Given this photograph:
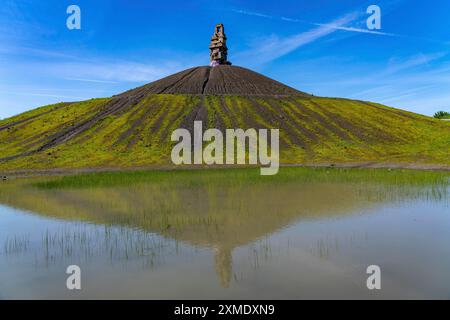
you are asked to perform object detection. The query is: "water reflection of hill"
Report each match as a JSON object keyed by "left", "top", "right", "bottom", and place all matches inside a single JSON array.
[{"left": 0, "top": 168, "right": 448, "bottom": 287}]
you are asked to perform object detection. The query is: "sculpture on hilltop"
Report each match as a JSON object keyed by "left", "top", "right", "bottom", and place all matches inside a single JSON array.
[{"left": 209, "top": 23, "right": 231, "bottom": 67}]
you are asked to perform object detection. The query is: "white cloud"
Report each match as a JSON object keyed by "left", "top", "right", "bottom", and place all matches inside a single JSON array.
[
  {"left": 64, "top": 78, "right": 119, "bottom": 84},
  {"left": 0, "top": 45, "right": 82, "bottom": 60},
  {"left": 235, "top": 13, "right": 357, "bottom": 65},
  {"left": 0, "top": 91, "right": 88, "bottom": 100},
  {"left": 232, "top": 9, "right": 399, "bottom": 37},
  {"left": 55, "top": 61, "right": 177, "bottom": 83},
  {"left": 384, "top": 53, "right": 447, "bottom": 75},
  {"left": 315, "top": 24, "right": 396, "bottom": 37},
  {"left": 231, "top": 9, "right": 274, "bottom": 20},
  {"left": 0, "top": 43, "right": 202, "bottom": 84}
]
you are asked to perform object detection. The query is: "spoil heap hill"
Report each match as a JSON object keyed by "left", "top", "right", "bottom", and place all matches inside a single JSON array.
[
  {"left": 119, "top": 65, "right": 306, "bottom": 96},
  {"left": 1, "top": 65, "right": 449, "bottom": 171}
]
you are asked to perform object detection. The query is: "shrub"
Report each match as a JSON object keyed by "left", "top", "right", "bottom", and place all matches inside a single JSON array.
[{"left": 433, "top": 111, "right": 450, "bottom": 119}]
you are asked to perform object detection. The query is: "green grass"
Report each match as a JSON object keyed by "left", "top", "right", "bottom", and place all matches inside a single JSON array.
[
  {"left": 1, "top": 94, "right": 450, "bottom": 171},
  {"left": 32, "top": 166, "right": 450, "bottom": 190}
]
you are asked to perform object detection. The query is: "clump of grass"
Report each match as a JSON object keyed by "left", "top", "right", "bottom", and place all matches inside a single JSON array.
[
  {"left": 3, "top": 235, "right": 30, "bottom": 255},
  {"left": 38, "top": 226, "right": 176, "bottom": 268}
]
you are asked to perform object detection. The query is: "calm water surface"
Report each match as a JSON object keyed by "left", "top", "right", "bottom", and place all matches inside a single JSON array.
[{"left": 0, "top": 168, "right": 449, "bottom": 299}]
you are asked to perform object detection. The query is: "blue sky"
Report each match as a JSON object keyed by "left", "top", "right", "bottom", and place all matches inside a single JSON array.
[{"left": 1, "top": 0, "right": 450, "bottom": 119}]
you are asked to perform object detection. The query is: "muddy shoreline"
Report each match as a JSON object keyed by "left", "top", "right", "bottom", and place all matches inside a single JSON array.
[{"left": 1, "top": 162, "right": 450, "bottom": 178}]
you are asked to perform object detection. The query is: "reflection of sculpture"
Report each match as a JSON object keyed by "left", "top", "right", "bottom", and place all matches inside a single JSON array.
[
  {"left": 209, "top": 23, "right": 231, "bottom": 66},
  {"left": 213, "top": 245, "right": 232, "bottom": 288}
]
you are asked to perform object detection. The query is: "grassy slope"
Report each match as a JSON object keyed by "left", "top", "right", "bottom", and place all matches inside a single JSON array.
[{"left": 1, "top": 94, "right": 450, "bottom": 170}]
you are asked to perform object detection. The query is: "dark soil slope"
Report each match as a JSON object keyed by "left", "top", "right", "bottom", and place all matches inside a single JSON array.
[{"left": 120, "top": 65, "right": 307, "bottom": 96}]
